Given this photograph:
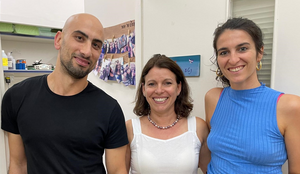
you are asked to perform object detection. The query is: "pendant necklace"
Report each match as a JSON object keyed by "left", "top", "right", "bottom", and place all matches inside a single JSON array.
[{"left": 148, "top": 114, "right": 180, "bottom": 130}]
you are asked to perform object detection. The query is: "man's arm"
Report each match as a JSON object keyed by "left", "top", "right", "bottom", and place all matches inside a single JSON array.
[
  {"left": 7, "top": 132, "right": 27, "bottom": 174},
  {"left": 105, "top": 145, "right": 127, "bottom": 174}
]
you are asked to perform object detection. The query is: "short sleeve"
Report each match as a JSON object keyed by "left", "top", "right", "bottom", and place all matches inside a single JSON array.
[
  {"left": 1, "top": 88, "right": 19, "bottom": 134},
  {"left": 104, "top": 102, "right": 128, "bottom": 148}
]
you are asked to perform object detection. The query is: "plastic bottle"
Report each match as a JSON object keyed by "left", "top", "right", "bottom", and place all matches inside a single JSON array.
[
  {"left": 7, "top": 52, "right": 15, "bottom": 70},
  {"left": 2, "top": 50, "right": 8, "bottom": 70}
]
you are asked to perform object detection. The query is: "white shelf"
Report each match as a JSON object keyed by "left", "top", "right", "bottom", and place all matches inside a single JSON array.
[
  {"left": 4, "top": 70, "right": 52, "bottom": 78},
  {"left": 4, "top": 70, "right": 53, "bottom": 73},
  {"left": 0, "top": 32, "right": 55, "bottom": 43}
]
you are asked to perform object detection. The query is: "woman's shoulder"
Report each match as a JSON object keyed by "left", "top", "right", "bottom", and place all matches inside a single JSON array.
[
  {"left": 195, "top": 117, "right": 209, "bottom": 130},
  {"left": 126, "top": 117, "right": 144, "bottom": 130},
  {"left": 126, "top": 119, "right": 135, "bottom": 143},
  {"left": 277, "top": 94, "right": 300, "bottom": 134},
  {"left": 278, "top": 94, "right": 300, "bottom": 117},
  {"left": 205, "top": 87, "right": 223, "bottom": 101},
  {"left": 125, "top": 119, "right": 133, "bottom": 127},
  {"left": 194, "top": 116, "right": 205, "bottom": 124},
  {"left": 194, "top": 117, "right": 209, "bottom": 142},
  {"left": 205, "top": 88, "right": 223, "bottom": 126}
]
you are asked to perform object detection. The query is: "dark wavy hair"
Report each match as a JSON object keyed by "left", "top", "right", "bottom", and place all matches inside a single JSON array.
[
  {"left": 212, "top": 17, "right": 264, "bottom": 87},
  {"left": 133, "top": 54, "right": 193, "bottom": 118}
]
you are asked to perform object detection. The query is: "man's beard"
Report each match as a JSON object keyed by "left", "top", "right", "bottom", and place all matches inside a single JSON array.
[{"left": 60, "top": 52, "right": 93, "bottom": 79}]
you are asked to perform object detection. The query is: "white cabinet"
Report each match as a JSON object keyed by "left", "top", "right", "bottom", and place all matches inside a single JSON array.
[{"left": 0, "top": 0, "right": 84, "bottom": 28}]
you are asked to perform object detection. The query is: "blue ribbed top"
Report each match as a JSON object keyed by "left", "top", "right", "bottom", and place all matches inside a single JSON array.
[{"left": 207, "top": 84, "right": 287, "bottom": 174}]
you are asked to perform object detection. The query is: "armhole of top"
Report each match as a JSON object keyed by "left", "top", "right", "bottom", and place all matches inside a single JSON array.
[
  {"left": 187, "top": 116, "right": 196, "bottom": 132},
  {"left": 131, "top": 118, "right": 142, "bottom": 134},
  {"left": 209, "top": 88, "right": 224, "bottom": 128},
  {"left": 277, "top": 93, "right": 284, "bottom": 103},
  {"left": 219, "top": 88, "right": 224, "bottom": 98}
]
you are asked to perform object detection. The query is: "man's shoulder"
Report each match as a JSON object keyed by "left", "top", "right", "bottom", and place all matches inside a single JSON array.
[
  {"left": 86, "top": 81, "right": 117, "bottom": 103},
  {"left": 8, "top": 75, "right": 46, "bottom": 92}
]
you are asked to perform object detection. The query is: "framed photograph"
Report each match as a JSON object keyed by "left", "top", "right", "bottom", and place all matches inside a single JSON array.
[{"left": 170, "top": 55, "right": 201, "bottom": 77}]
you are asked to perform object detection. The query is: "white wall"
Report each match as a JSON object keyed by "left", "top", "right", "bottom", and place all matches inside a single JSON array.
[
  {"left": 272, "top": 0, "right": 300, "bottom": 96},
  {"left": 271, "top": 1, "right": 300, "bottom": 172},
  {"left": 84, "top": 0, "right": 136, "bottom": 28},
  {"left": 142, "top": 0, "right": 226, "bottom": 120}
]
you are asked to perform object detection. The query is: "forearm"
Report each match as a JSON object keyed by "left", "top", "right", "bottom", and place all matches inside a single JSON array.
[
  {"left": 7, "top": 133, "right": 27, "bottom": 174},
  {"left": 8, "top": 162, "right": 27, "bottom": 174},
  {"left": 106, "top": 145, "right": 128, "bottom": 174},
  {"left": 199, "top": 142, "right": 211, "bottom": 173},
  {"left": 107, "top": 167, "right": 127, "bottom": 174}
]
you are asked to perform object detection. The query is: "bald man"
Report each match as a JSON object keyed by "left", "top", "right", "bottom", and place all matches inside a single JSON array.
[{"left": 1, "top": 13, "right": 128, "bottom": 174}]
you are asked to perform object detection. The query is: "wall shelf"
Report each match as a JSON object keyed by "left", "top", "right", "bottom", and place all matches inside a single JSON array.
[
  {"left": 4, "top": 70, "right": 53, "bottom": 73},
  {"left": 0, "top": 32, "right": 55, "bottom": 43},
  {"left": 4, "top": 70, "right": 53, "bottom": 78},
  {"left": 0, "top": 32, "right": 55, "bottom": 39}
]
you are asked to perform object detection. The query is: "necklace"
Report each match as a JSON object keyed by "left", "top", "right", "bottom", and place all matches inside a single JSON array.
[{"left": 148, "top": 115, "right": 180, "bottom": 130}]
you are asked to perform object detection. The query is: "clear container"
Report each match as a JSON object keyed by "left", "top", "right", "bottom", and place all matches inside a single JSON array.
[
  {"left": 7, "top": 52, "right": 15, "bottom": 70},
  {"left": 2, "top": 50, "right": 8, "bottom": 70}
]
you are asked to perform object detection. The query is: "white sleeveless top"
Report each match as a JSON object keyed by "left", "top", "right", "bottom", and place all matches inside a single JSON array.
[{"left": 130, "top": 116, "right": 201, "bottom": 174}]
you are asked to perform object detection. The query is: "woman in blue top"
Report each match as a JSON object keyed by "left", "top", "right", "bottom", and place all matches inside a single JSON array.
[{"left": 205, "top": 17, "right": 300, "bottom": 173}]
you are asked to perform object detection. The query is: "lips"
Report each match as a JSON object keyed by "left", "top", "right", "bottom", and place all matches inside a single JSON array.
[
  {"left": 75, "top": 57, "right": 90, "bottom": 67},
  {"left": 228, "top": 65, "right": 244, "bottom": 72},
  {"left": 153, "top": 97, "right": 168, "bottom": 102}
]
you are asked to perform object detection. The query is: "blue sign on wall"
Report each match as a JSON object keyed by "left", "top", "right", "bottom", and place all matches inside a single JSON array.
[{"left": 170, "top": 55, "right": 200, "bottom": 77}]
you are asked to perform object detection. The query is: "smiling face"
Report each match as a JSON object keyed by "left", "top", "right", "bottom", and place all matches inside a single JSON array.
[
  {"left": 54, "top": 14, "right": 104, "bottom": 79},
  {"left": 216, "top": 29, "right": 263, "bottom": 89},
  {"left": 142, "top": 67, "right": 181, "bottom": 115}
]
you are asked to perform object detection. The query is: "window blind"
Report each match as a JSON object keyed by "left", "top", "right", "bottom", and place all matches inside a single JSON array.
[{"left": 232, "top": 0, "right": 275, "bottom": 87}]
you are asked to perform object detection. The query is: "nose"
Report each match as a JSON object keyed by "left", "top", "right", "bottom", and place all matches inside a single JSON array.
[
  {"left": 80, "top": 41, "right": 92, "bottom": 58},
  {"left": 155, "top": 85, "right": 164, "bottom": 94},
  {"left": 228, "top": 51, "right": 240, "bottom": 65}
]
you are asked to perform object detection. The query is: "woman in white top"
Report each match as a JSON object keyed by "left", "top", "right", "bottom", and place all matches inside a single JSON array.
[{"left": 125, "top": 54, "right": 210, "bottom": 174}]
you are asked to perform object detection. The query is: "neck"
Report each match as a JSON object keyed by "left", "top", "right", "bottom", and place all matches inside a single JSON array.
[
  {"left": 230, "top": 79, "right": 261, "bottom": 90},
  {"left": 148, "top": 111, "right": 178, "bottom": 126},
  {"left": 47, "top": 69, "right": 88, "bottom": 96}
]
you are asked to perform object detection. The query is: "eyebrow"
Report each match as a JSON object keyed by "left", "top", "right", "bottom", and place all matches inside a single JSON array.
[
  {"left": 73, "top": 30, "right": 103, "bottom": 45},
  {"left": 146, "top": 78, "right": 174, "bottom": 83},
  {"left": 217, "top": 42, "right": 250, "bottom": 53}
]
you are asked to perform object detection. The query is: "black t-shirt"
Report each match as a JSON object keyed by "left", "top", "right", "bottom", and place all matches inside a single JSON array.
[{"left": 1, "top": 75, "right": 128, "bottom": 174}]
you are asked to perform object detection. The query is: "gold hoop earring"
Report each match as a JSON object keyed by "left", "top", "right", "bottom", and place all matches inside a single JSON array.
[
  {"left": 256, "top": 61, "right": 262, "bottom": 71},
  {"left": 216, "top": 68, "right": 223, "bottom": 77}
]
